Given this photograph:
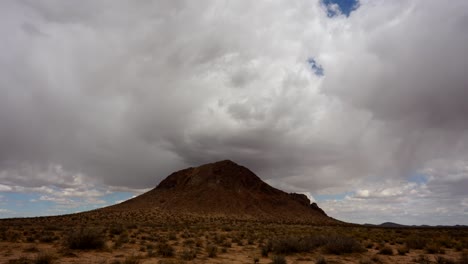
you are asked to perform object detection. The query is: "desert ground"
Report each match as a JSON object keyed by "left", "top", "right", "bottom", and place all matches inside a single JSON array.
[{"left": 1, "top": 210, "right": 467, "bottom": 264}]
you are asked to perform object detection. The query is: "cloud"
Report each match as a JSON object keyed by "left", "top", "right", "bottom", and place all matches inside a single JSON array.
[{"left": 0, "top": 0, "right": 467, "bottom": 223}]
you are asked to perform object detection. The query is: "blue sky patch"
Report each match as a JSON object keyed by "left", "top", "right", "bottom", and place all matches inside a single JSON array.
[
  {"left": 409, "top": 173, "right": 429, "bottom": 184},
  {"left": 322, "top": 0, "right": 359, "bottom": 17},
  {"left": 0, "top": 191, "right": 135, "bottom": 219},
  {"left": 307, "top": 58, "right": 324, "bottom": 76},
  {"left": 314, "top": 192, "right": 350, "bottom": 201}
]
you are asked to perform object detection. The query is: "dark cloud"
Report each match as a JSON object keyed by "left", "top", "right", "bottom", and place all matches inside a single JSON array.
[{"left": 1, "top": 0, "right": 467, "bottom": 223}]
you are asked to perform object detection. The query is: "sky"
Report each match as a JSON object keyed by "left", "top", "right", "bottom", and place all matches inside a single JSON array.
[{"left": 1, "top": 0, "right": 468, "bottom": 225}]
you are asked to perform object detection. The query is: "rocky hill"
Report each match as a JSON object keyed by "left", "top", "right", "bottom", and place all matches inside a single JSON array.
[{"left": 107, "top": 160, "right": 338, "bottom": 224}]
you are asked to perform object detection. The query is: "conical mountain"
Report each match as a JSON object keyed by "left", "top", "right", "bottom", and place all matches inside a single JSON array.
[{"left": 108, "top": 160, "right": 337, "bottom": 224}]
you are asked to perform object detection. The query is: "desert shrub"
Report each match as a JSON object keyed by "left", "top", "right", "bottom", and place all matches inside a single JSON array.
[
  {"left": 397, "top": 246, "right": 409, "bottom": 255},
  {"left": 109, "top": 224, "right": 125, "bottom": 236},
  {"left": 316, "top": 256, "right": 327, "bottom": 264},
  {"left": 435, "top": 256, "right": 455, "bottom": 264},
  {"left": 459, "top": 251, "right": 468, "bottom": 264},
  {"left": 182, "top": 239, "right": 195, "bottom": 246},
  {"left": 270, "top": 237, "right": 306, "bottom": 254},
  {"left": 5, "top": 230, "right": 21, "bottom": 242},
  {"left": 157, "top": 242, "right": 174, "bottom": 257},
  {"left": 269, "top": 235, "right": 329, "bottom": 255},
  {"left": 261, "top": 243, "right": 270, "bottom": 257},
  {"left": 415, "top": 254, "right": 432, "bottom": 264},
  {"left": 206, "top": 244, "right": 218, "bottom": 258},
  {"left": 23, "top": 246, "right": 40, "bottom": 253},
  {"left": 114, "top": 232, "right": 130, "bottom": 248},
  {"left": 358, "top": 257, "right": 374, "bottom": 264},
  {"left": 66, "top": 228, "right": 105, "bottom": 250},
  {"left": 167, "top": 232, "right": 177, "bottom": 241},
  {"left": 157, "top": 260, "right": 186, "bottom": 264},
  {"left": 33, "top": 252, "right": 55, "bottom": 264},
  {"left": 180, "top": 248, "right": 196, "bottom": 260},
  {"left": 221, "top": 240, "right": 232, "bottom": 248},
  {"left": 359, "top": 255, "right": 383, "bottom": 264},
  {"left": 426, "top": 242, "right": 445, "bottom": 254},
  {"left": 38, "top": 232, "right": 56, "bottom": 243},
  {"left": 323, "top": 235, "right": 365, "bottom": 255},
  {"left": 8, "top": 257, "right": 32, "bottom": 264},
  {"left": 123, "top": 255, "right": 141, "bottom": 264},
  {"left": 406, "top": 235, "right": 428, "bottom": 250},
  {"left": 271, "top": 255, "right": 287, "bottom": 264},
  {"left": 378, "top": 246, "right": 393, "bottom": 255},
  {"left": 232, "top": 237, "right": 243, "bottom": 246},
  {"left": 195, "top": 238, "right": 203, "bottom": 248}
]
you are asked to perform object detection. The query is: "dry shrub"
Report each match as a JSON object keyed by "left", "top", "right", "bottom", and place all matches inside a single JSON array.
[
  {"left": 406, "top": 235, "right": 428, "bottom": 250},
  {"left": 271, "top": 255, "right": 287, "bottom": 264},
  {"left": 180, "top": 247, "right": 196, "bottom": 260},
  {"left": 323, "top": 235, "right": 365, "bottom": 255},
  {"left": 206, "top": 244, "right": 218, "bottom": 258},
  {"left": 66, "top": 228, "right": 105, "bottom": 250},
  {"left": 378, "top": 245, "right": 393, "bottom": 255},
  {"left": 157, "top": 242, "right": 174, "bottom": 257},
  {"left": 34, "top": 252, "right": 55, "bottom": 264}
]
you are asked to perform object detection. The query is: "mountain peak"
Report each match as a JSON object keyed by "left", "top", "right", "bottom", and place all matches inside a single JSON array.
[{"left": 156, "top": 159, "right": 266, "bottom": 191}]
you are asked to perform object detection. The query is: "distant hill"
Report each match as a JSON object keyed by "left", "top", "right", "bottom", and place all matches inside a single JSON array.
[
  {"left": 106, "top": 160, "right": 338, "bottom": 224},
  {"left": 364, "top": 222, "right": 468, "bottom": 228}
]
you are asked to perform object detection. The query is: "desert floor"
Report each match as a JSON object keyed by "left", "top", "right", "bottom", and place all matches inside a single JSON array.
[{"left": 1, "top": 213, "right": 467, "bottom": 264}]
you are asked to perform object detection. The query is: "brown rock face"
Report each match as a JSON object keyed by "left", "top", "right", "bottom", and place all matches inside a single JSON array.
[{"left": 110, "top": 160, "right": 336, "bottom": 224}]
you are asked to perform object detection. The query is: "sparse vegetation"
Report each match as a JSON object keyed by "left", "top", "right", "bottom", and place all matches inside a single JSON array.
[{"left": 1, "top": 199, "right": 467, "bottom": 264}]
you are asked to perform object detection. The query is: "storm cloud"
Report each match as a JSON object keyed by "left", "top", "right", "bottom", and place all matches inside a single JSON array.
[{"left": 1, "top": 0, "right": 467, "bottom": 224}]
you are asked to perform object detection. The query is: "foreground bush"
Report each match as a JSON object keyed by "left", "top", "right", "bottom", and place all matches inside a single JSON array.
[
  {"left": 323, "top": 235, "right": 365, "bottom": 255},
  {"left": 65, "top": 228, "right": 105, "bottom": 250},
  {"left": 263, "top": 235, "right": 330, "bottom": 256},
  {"left": 34, "top": 252, "right": 55, "bottom": 264},
  {"left": 157, "top": 242, "right": 174, "bottom": 257},
  {"left": 263, "top": 234, "right": 364, "bottom": 256},
  {"left": 378, "top": 246, "right": 393, "bottom": 255},
  {"left": 459, "top": 251, "right": 468, "bottom": 264},
  {"left": 271, "top": 255, "right": 287, "bottom": 264},
  {"left": 406, "top": 235, "right": 428, "bottom": 250}
]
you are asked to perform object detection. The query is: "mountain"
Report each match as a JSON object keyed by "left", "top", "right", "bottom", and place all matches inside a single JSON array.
[{"left": 106, "top": 160, "right": 338, "bottom": 224}]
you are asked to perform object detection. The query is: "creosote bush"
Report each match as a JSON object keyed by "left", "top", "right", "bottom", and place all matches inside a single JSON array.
[
  {"left": 397, "top": 246, "right": 409, "bottom": 255},
  {"left": 316, "top": 256, "right": 327, "bottom": 264},
  {"left": 271, "top": 255, "right": 287, "bottom": 264},
  {"left": 180, "top": 248, "right": 196, "bottom": 260},
  {"left": 459, "top": 251, "right": 468, "bottom": 264},
  {"left": 157, "top": 242, "right": 175, "bottom": 257},
  {"left": 378, "top": 246, "right": 393, "bottom": 255},
  {"left": 406, "top": 235, "right": 428, "bottom": 250},
  {"left": 206, "top": 244, "right": 218, "bottom": 258},
  {"left": 323, "top": 235, "right": 365, "bottom": 255},
  {"left": 34, "top": 252, "right": 55, "bottom": 264},
  {"left": 66, "top": 228, "right": 105, "bottom": 250}
]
